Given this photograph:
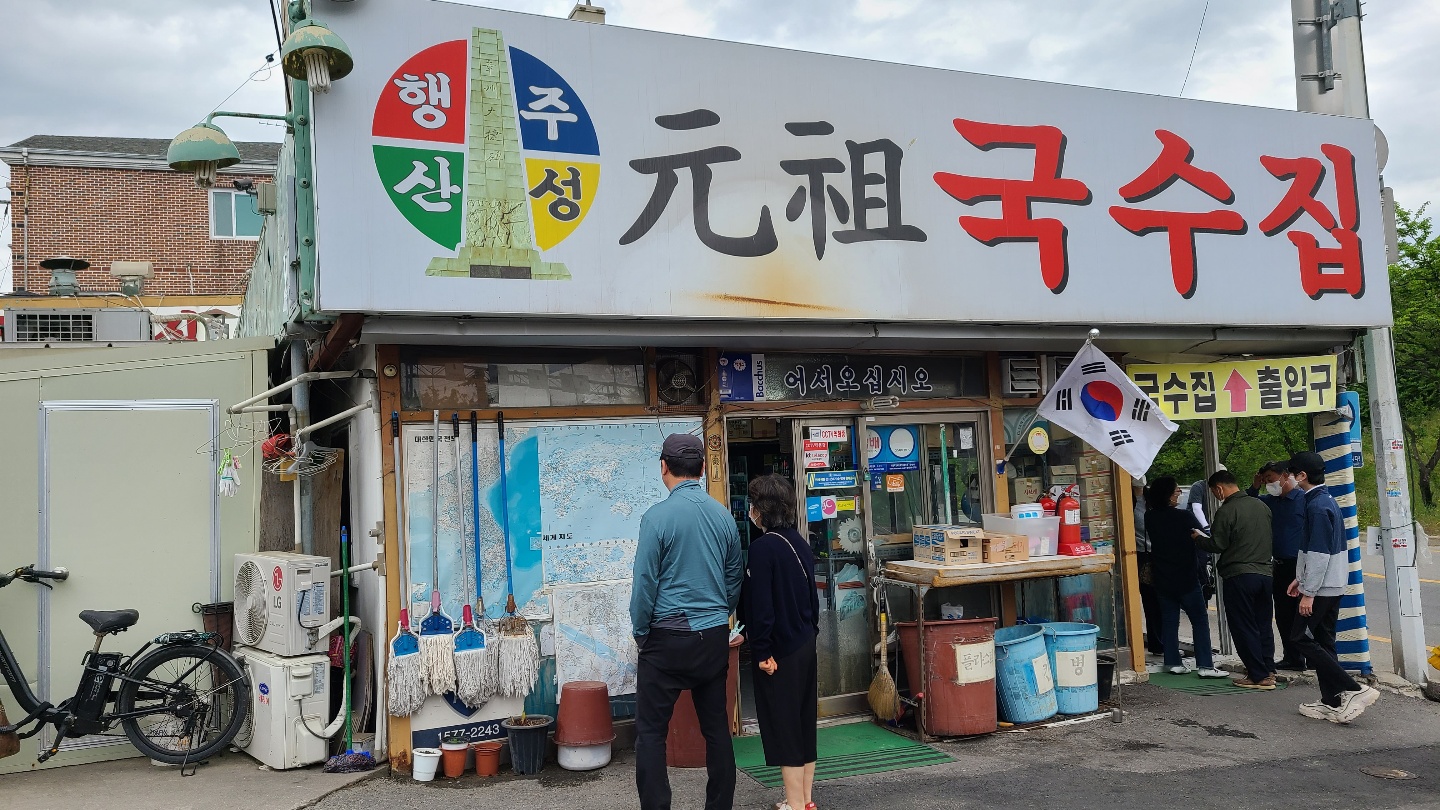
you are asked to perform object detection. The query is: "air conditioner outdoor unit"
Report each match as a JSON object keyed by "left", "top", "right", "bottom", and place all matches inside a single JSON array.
[
  {"left": 2, "top": 308, "right": 150, "bottom": 343},
  {"left": 234, "top": 646, "right": 330, "bottom": 770},
  {"left": 233, "top": 552, "right": 332, "bottom": 658}
]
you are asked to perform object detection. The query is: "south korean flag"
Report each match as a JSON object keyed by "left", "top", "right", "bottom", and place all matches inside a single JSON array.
[{"left": 1039, "top": 342, "right": 1177, "bottom": 478}]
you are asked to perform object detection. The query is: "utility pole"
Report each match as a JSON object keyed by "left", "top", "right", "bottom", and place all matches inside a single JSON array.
[{"left": 1290, "top": 0, "right": 1428, "bottom": 684}]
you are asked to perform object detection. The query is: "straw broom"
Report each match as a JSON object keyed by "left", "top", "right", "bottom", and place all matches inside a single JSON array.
[{"left": 868, "top": 601, "right": 901, "bottom": 723}]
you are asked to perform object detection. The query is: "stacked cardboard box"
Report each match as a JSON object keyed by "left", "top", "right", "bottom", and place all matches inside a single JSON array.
[
  {"left": 912, "top": 525, "right": 984, "bottom": 565},
  {"left": 982, "top": 532, "right": 1030, "bottom": 563}
]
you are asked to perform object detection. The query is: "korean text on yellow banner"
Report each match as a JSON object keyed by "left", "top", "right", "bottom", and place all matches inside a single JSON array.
[{"left": 1127, "top": 355, "right": 1337, "bottom": 420}]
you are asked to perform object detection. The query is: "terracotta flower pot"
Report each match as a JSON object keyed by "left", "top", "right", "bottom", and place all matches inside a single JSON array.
[
  {"left": 472, "top": 740, "right": 504, "bottom": 777},
  {"left": 440, "top": 740, "right": 469, "bottom": 778}
]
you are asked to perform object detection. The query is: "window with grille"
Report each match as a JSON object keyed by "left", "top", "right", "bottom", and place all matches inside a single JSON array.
[{"left": 13, "top": 312, "right": 95, "bottom": 342}]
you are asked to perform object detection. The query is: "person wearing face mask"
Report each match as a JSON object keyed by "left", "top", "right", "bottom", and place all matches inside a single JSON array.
[
  {"left": 738, "top": 474, "right": 820, "bottom": 810},
  {"left": 1250, "top": 461, "right": 1309, "bottom": 671}
]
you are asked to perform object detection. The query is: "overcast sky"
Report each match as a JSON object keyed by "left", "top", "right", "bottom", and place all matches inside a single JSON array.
[{"left": 2, "top": 0, "right": 1435, "bottom": 290}]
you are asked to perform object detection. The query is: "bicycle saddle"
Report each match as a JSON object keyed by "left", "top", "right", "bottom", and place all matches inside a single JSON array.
[{"left": 79, "top": 609, "right": 139, "bottom": 634}]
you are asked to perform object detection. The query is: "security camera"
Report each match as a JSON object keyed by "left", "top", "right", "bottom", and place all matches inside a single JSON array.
[{"left": 232, "top": 178, "right": 254, "bottom": 193}]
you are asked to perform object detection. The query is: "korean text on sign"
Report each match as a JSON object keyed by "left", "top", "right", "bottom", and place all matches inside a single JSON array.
[{"left": 1126, "top": 355, "right": 1338, "bottom": 420}]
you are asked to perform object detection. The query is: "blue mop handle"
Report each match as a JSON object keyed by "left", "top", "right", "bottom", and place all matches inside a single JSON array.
[
  {"left": 470, "top": 411, "right": 482, "bottom": 612},
  {"left": 497, "top": 411, "right": 515, "bottom": 599}
]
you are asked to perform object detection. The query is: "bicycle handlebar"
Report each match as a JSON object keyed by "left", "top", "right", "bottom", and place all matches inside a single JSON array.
[{"left": 0, "top": 565, "right": 69, "bottom": 588}]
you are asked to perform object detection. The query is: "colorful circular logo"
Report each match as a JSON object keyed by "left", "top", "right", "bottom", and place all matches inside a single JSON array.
[{"left": 1080, "top": 381, "right": 1125, "bottom": 422}]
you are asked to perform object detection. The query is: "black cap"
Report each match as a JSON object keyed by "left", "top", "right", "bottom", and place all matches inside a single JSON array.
[{"left": 661, "top": 433, "right": 704, "bottom": 460}]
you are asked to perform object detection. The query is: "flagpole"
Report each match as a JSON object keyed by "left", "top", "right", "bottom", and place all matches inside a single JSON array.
[{"left": 995, "top": 329, "right": 1100, "bottom": 475}]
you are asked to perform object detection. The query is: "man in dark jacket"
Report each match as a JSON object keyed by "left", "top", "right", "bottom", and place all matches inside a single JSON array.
[
  {"left": 1287, "top": 452, "right": 1379, "bottom": 723},
  {"left": 1193, "top": 470, "right": 1275, "bottom": 689},
  {"left": 1252, "top": 461, "right": 1309, "bottom": 670}
]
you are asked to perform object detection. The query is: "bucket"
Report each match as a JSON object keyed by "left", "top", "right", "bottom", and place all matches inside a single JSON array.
[
  {"left": 993, "top": 625, "right": 1058, "bottom": 724},
  {"left": 668, "top": 634, "right": 741, "bottom": 768},
  {"left": 556, "top": 680, "right": 614, "bottom": 771},
  {"left": 471, "top": 740, "right": 503, "bottom": 777},
  {"left": 1039, "top": 623, "right": 1100, "bottom": 714},
  {"left": 440, "top": 740, "right": 469, "bottom": 778},
  {"left": 411, "top": 748, "right": 442, "bottom": 782},
  {"left": 1097, "top": 655, "right": 1116, "bottom": 703},
  {"left": 502, "top": 715, "right": 554, "bottom": 775},
  {"left": 896, "top": 619, "right": 998, "bottom": 736}
]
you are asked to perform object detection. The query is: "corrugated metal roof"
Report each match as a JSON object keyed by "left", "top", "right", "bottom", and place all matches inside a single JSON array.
[{"left": 7, "top": 135, "right": 281, "bottom": 163}]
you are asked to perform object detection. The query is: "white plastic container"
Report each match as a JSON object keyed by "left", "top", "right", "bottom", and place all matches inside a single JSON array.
[
  {"left": 412, "top": 747, "right": 442, "bottom": 782},
  {"left": 983, "top": 514, "right": 1061, "bottom": 557},
  {"left": 1011, "top": 503, "right": 1043, "bottom": 520},
  {"left": 558, "top": 741, "right": 613, "bottom": 771}
]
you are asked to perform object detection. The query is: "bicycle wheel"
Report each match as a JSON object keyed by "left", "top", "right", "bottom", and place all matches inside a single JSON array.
[{"left": 116, "top": 644, "right": 248, "bottom": 764}]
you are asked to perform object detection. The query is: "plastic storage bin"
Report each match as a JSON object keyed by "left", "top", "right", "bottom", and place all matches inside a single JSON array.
[
  {"left": 992, "top": 625, "right": 1058, "bottom": 724},
  {"left": 1039, "top": 622, "right": 1100, "bottom": 715},
  {"left": 982, "top": 514, "right": 1060, "bottom": 557}
]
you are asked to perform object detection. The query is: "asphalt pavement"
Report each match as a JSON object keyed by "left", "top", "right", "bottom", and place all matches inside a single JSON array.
[
  {"left": 314, "top": 682, "right": 1440, "bottom": 810},
  {"left": 1358, "top": 540, "right": 1440, "bottom": 675}
]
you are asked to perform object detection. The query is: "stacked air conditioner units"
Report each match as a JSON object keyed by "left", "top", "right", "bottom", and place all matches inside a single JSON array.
[{"left": 232, "top": 552, "right": 334, "bottom": 770}]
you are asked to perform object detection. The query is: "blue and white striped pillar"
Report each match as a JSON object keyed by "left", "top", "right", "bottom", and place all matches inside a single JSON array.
[{"left": 1314, "top": 405, "right": 1373, "bottom": 675}]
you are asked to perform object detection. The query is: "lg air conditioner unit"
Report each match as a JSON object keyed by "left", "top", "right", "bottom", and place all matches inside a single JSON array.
[
  {"left": 234, "top": 646, "right": 330, "bottom": 770},
  {"left": 233, "top": 552, "right": 332, "bottom": 658}
]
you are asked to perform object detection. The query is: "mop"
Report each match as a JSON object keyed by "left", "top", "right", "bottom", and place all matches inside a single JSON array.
[
  {"left": 419, "top": 410, "right": 458, "bottom": 697},
  {"left": 493, "top": 411, "right": 540, "bottom": 699},
  {"left": 386, "top": 412, "right": 426, "bottom": 716},
  {"left": 326, "top": 527, "right": 379, "bottom": 772},
  {"left": 451, "top": 413, "right": 494, "bottom": 708}
]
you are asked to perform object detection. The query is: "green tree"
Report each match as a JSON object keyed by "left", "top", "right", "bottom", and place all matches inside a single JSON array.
[{"left": 1387, "top": 203, "right": 1440, "bottom": 505}]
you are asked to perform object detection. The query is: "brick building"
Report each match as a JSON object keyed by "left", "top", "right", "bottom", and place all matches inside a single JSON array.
[{"left": 2, "top": 135, "right": 279, "bottom": 296}]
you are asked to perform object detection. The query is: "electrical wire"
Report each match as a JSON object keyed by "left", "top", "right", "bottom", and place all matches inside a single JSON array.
[
  {"left": 208, "top": 52, "right": 280, "bottom": 117},
  {"left": 1178, "top": 0, "right": 1211, "bottom": 98}
]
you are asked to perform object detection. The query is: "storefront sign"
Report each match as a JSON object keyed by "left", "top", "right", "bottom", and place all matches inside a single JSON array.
[
  {"left": 1127, "top": 355, "right": 1338, "bottom": 420},
  {"left": 1338, "top": 390, "right": 1363, "bottom": 468},
  {"left": 1026, "top": 425, "right": 1051, "bottom": 455},
  {"left": 803, "top": 440, "right": 830, "bottom": 469},
  {"left": 312, "top": 3, "right": 1389, "bottom": 328},
  {"left": 720, "top": 353, "right": 985, "bottom": 402},
  {"left": 866, "top": 425, "right": 921, "bottom": 473},
  {"left": 808, "top": 426, "right": 850, "bottom": 443},
  {"left": 807, "top": 470, "right": 858, "bottom": 490},
  {"left": 885, "top": 474, "right": 906, "bottom": 493}
]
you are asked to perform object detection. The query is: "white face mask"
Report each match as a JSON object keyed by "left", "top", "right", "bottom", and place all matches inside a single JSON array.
[{"left": 1265, "top": 482, "right": 1283, "bottom": 497}]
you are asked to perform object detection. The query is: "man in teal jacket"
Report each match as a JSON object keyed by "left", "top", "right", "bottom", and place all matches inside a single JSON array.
[{"left": 631, "top": 432, "right": 742, "bottom": 810}]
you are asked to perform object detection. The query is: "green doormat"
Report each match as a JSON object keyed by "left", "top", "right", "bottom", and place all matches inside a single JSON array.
[
  {"left": 733, "top": 722, "right": 953, "bottom": 788},
  {"left": 1147, "top": 671, "right": 1289, "bottom": 696}
]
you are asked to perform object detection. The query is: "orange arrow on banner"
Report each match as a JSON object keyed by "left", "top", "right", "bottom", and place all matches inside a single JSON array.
[{"left": 1222, "top": 369, "right": 1252, "bottom": 412}]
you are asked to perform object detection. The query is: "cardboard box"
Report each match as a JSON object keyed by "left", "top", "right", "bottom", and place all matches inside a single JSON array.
[
  {"left": 983, "top": 532, "right": 1030, "bottom": 563},
  {"left": 1078, "top": 473, "right": 1112, "bottom": 497},
  {"left": 913, "top": 525, "right": 984, "bottom": 565},
  {"left": 1051, "top": 464, "right": 1079, "bottom": 477},
  {"left": 1083, "top": 517, "right": 1116, "bottom": 542},
  {"left": 1078, "top": 454, "right": 1113, "bottom": 475},
  {"left": 1080, "top": 495, "right": 1115, "bottom": 520},
  {"left": 1013, "top": 477, "right": 1043, "bottom": 503}
]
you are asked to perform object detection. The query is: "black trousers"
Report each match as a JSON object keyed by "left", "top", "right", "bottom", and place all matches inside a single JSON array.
[
  {"left": 1289, "top": 594, "right": 1360, "bottom": 706},
  {"left": 1272, "top": 558, "right": 1306, "bottom": 666},
  {"left": 1137, "top": 552, "right": 1164, "bottom": 653},
  {"left": 635, "top": 625, "right": 735, "bottom": 810},
  {"left": 1222, "top": 574, "right": 1274, "bottom": 682}
]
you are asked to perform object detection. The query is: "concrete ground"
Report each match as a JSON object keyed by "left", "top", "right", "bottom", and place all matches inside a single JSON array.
[
  {"left": 0, "top": 751, "right": 379, "bottom": 810},
  {"left": 315, "top": 681, "right": 1440, "bottom": 810}
]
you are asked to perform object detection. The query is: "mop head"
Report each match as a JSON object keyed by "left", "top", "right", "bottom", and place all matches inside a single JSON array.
[
  {"left": 420, "top": 633, "right": 458, "bottom": 696},
  {"left": 497, "top": 630, "right": 540, "bottom": 699},
  {"left": 324, "top": 750, "right": 378, "bottom": 773},
  {"left": 454, "top": 646, "right": 495, "bottom": 708},
  {"left": 387, "top": 650, "right": 426, "bottom": 717}
]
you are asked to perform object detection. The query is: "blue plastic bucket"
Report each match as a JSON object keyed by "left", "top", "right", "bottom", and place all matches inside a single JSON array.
[
  {"left": 1040, "top": 622, "right": 1100, "bottom": 714},
  {"left": 992, "top": 625, "right": 1058, "bottom": 724}
]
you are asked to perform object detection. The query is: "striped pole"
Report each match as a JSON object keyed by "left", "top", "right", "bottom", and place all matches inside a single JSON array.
[{"left": 1314, "top": 405, "right": 1373, "bottom": 675}]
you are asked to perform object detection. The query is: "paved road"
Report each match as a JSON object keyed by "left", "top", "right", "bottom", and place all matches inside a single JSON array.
[
  {"left": 1359, "top": 540, "right": 1440, "bottom": 674},
  {"left": 317, "top": 683, "right": 1440, "bottom": 810}
]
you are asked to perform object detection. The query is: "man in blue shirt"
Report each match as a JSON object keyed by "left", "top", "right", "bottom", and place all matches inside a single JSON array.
[
  {"left": 1253, "top": 461, "right": 1309, "bottom": 671},
  {"left": 631, "top": 432, "right": 743, "bottom": 810}
]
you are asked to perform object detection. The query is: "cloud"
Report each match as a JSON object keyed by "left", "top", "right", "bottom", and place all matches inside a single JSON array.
[{"left": 3, "top": 0, "right": 1435, "bottom": 289}]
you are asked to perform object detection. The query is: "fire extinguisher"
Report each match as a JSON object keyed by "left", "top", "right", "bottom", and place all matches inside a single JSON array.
[
  {"left": 1039, "top": 492, "right": 1057, "bottom": 517},
  {"left": 1057, "top": 486, "right": 1082, "bottom": 548}
]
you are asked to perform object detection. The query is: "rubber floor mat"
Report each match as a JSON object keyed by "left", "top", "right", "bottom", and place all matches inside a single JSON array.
[
  {"left": 1147, "top": 671, "right": 1289, "bottom": 696},
  {"left": 733, "top": 721, "right": 953, "bottom": 788}
]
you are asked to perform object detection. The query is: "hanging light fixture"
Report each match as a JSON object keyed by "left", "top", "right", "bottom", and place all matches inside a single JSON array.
[
  {"left": 281, "top": 19, "right": 354, "bottom": 92},
  {"left": 166, "top": 122, "right": 242, "bottom": 188}
]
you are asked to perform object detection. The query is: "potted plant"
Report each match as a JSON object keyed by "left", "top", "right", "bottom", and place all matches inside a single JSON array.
[
  {"left": 439, "top": 733, "right": 469, "bottom": 778},
  {"left": 501, "top": 711, "right": 554, "bottom": 775}
]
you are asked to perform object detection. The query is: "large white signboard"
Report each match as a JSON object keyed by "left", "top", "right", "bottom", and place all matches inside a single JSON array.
[{"left": 311, "top": 3, "right": 1390, "bottom": 328}]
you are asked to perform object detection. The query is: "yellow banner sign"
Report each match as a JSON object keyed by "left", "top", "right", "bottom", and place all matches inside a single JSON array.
[{"left": 1126, "top": 356, "right": 1337, "bottom": 420}]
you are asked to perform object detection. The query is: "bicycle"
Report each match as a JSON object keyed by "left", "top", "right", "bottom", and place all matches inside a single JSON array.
[{"left": 0, "top": 564, "right": 249, "bottom": 768}]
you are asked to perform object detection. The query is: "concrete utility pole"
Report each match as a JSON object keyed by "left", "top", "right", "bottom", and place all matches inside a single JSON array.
[{"left": 1290, "top": 0, "right": 1428, "bottom": 683}]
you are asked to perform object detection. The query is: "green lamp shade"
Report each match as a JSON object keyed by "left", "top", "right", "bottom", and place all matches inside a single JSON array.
[
  {"left": 167, "top": 123, "right": 242, "bottom": 173},
  {"left": 281, "top": 21, "right": 354, "bottom": 83}
]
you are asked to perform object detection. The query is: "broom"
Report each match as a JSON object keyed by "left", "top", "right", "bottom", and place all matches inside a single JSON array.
[
  {"left": 386, "top": 412, "right": 425, "bottom": 716},
  {"left": 452, "top": 413, "right": 494, "bottom": 708},
  {"left": 419, "top": 410, "right": 458, "bottom": 697},
  {"left": 493, "top": 411, "right": 540, "bottom": 699},
  {"left": 868, "top": 592, "right": 901, "bottom": 723}
]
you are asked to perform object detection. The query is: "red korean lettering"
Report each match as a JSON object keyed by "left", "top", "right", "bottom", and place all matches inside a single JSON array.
[
  {"left": 1259, "top": 144, "right": 1364, "bottom": 299},
  {"left": 933, "top": 120, "right": 1091, "bottom": 293},
  {"left": 1108, "top": 130, "right": 1246, "bottom": 298}
]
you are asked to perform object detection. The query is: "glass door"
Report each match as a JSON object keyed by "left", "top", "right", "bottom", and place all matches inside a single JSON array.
[
  {"left": 791, "top": 418, "right": 870, "bottom": 715},
  {"left": 863, "top": 415, "right": 991, "bottom": 560}
]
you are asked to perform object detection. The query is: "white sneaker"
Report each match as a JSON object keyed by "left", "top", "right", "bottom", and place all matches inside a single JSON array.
[
  {"left": 1335, "top": 686, "right": 1379, "bottom": 723},
  {"left": 1195, "top": 667, "right": 1229, "bottom": 679},
  {"left": 1298, "top": 701, "right": 1342, "bottom": 722},
  {"left": 1167, "top": 665, "right": 1190, "bottom": 675}
]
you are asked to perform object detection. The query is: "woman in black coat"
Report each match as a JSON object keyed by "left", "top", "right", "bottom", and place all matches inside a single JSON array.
[
  {"left": 739, "top": 474, "right": 820, "bottom": 810},
  {"left": 1144, "top": 476, "right": 1227, "bottom": 678}
]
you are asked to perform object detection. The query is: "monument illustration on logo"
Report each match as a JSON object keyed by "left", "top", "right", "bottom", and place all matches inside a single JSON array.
[{"left": 372, "top": 29, "right": 599, "bottom": 280}]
